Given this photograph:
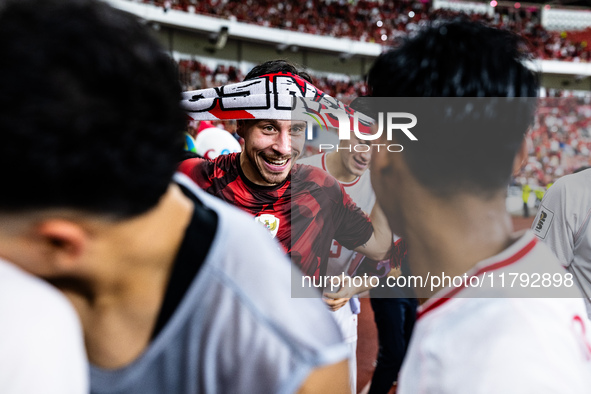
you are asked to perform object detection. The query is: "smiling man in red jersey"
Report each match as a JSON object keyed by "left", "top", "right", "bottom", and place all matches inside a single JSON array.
[{"left": 178, "top": 60, "right": 391, "bottom": 284}]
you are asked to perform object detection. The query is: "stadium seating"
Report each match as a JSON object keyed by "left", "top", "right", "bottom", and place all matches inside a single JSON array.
[{"left": 135, "top": 0, "right": 591, "bottom": 62}]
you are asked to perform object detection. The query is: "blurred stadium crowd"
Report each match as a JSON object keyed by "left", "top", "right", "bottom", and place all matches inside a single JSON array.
[
  {"left": 139, "top": 0, "right": 591, "bottom": 62},
  {"left": 518, "top": 98, "right": 591, "bottom": 188}
]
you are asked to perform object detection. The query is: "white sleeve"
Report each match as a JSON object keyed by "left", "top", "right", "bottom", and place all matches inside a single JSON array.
[
  {"left": 531, "top": 178, "right": 575, "bottom": 266},
  {"left": 0, "top": 263, "right": 89, "bottom": 394}
]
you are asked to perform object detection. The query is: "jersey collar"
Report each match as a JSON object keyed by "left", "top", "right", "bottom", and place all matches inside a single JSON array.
[
  {"left": 417, "top": 231, "right": 538, "bottom": 320},
  {"left": 321, "top": 153, "right": 361, "bottom": 187}
]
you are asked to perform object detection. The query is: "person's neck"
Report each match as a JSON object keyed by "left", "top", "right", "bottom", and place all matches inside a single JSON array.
[
  {"left": 325, "top": 152, "right": 357, "bottom": 183},
  {"left": 402, "top": 188, "right": 516, "bottom": 298},
  {"left": 238, "top": 151, "right": 259, "bottom": 185},
  {"left": 61, "top": 183, "right": 194, "bottom": 368},
  {"left": 238, "top": 152, "right": 267, "bottom": 186}
]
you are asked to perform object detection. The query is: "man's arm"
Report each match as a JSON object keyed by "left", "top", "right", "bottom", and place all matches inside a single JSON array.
[
  {"left": 353, "top": 203, "right": 392, "bottom": 261},
  {"left": 531, "top": 178, "right": 576, "bottom": 266},
  {"left": 325, "top": 236, "right": 407, "bottom": 308},
  {"left": 323, "top": 267, "right": 401, "bottom": 308},
  {"left": 177, "top": 157, "right": 215, "bottom": 192}
]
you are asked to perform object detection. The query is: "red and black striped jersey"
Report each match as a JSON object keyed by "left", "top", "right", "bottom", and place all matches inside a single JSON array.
[{"left": 178, "top": 153, "right": 373, "bottom": 278}]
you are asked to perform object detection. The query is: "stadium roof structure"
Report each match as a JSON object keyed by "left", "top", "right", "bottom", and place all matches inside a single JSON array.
[{"left": 475, "top": 0, "right": 590, "bottom": 8}]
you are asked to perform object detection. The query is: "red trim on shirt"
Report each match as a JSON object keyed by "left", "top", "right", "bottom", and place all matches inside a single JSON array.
[
  {"left": 417, "top": 237, "right": 538, "bottom": 320},
  {"left": 321, "top": 153, "right": 327, "bottom": 172},
  {"left": 321, "top": 153, "right": 361, "bottom": 187}
]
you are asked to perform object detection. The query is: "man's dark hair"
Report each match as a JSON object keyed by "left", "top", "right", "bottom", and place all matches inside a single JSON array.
[
  {"left": 244, "top": 59, "right": 313, "bottom": 83},
  {"left": 0, "top": 0, "right": 186, "bottom": 217},
  {"left": 348, "top": 96, "right": 376, "bottom": 120},
  {"left": 348, "top": 97, "right": 368, "bottom": 114},
  {"left": 367, "top": 21, "right": 539, "bottom": 197}
]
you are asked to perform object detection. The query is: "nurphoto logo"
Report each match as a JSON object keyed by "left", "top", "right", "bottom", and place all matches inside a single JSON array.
[{"left": 300, "top": 101, "right": 418, "bottom": 153}]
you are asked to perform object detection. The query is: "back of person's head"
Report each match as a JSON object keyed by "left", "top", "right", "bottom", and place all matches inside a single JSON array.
[
  {"left": 0, "top": 0, "right": 185, "bottom": 218},
  {"left": 368, "top": 20, "right": 537, "bottom": 98},
  {"left": 244, "top": 59, "right": 313, "bottom": 83},
  {"left": 367, "top": 21, "right": 539, "bottom": 197}
]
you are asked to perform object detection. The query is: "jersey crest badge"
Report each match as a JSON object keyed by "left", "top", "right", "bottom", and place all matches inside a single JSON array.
[
  {"left": 532, "top": 206, "right": 554, "bottom": 240},
  {"left": 255, "top": 214, "right": 280, "bottom": 238}
]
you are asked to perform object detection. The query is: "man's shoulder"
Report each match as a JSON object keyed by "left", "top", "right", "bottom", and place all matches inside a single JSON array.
[
  {"left": 179, "top": 152, "right": 237, "bottom": 173},
  {"left": 0, "top": 261, "right": 88, "bottom": 394},
  {"left": 415, "top": 296, "right": 589, "bottom": 361},
  {"left": 177, "top": 154, "right": 240, "bottom": 191},
  {"left": 562, "top": 168, "right": 591, "bottom": 185},
  {"left": 418, "top": 233, "right": 583, "bottom": 325},
  {"left": 403, "top": 297, "right": 591, "bottom": 393},
  {"left": 0, "top": 260, "right": 78, "bottom": 322},
  {"left": 0, "top": 260, "right": 85, "bottom": 361},
  {"left": 293, "top": 162, "right": 340, "bottom": 191},
  {"left": 297, "top": 153, "right": 324, "bottom": 169},
  {"left": 547, "top": 169, "right": 591, "bottom": 202},
  {"left": 430, "top": 295, "right": 579, "bottom": 325}
]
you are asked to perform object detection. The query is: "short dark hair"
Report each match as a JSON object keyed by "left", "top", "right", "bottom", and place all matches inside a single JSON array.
[
  {"left": 367, "top": 21, "right": 538, "bottom": 197},
  {"left": 244, "top": 59, "right": 313, "bottom": 83},
  {"left": 348, "top": 96, "right": 375, "bottom": 119},
  {"left": 0, "top": 0, "right": 186, "bottom": 217}
]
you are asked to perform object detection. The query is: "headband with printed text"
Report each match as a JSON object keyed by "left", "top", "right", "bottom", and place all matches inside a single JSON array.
[{"left": 181, "top": 72, "right": 374, "bottom": 134}]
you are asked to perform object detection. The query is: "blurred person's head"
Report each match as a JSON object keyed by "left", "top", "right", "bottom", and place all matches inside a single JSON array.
[
  {"left": 367, "top": 21, "right": 538, "bottom": 232},
  {"left": 236, "top": 60, "right": 312, "bottom": 186},
  {"left": 334, "top": 133, "right": 372, "bottom": 180},
  {"left": 221, "top": 119, "right": 237, "bottom": 134},
  {"left": 0, "top": 0, "right": 185, "bottom": 275},
  {"left": 194, "top": 127, "right": 241, "bottom": 160},
  {"left": 328, "top": 97, "right": 374, "bottom": 182}
]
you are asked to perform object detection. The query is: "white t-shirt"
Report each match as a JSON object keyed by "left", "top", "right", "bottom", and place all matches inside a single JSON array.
[
  {"left": 0, "top": 259, "right": 88, "bottom": 394},
  {"left": 532, "top": 169, "right": 591, "bottom": 318},
  {"left": 398, "top": 231, "right": 591, "bottom": 394}
]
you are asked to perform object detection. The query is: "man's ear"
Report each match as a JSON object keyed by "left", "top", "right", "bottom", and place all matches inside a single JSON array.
[
  {"left": 370, "top": 134, "right": 401, "bottom": 178},
  {"left": 34, "top": 219, "right": 88, "bottom": 271},
  {"left": 512, "top": 138, "right": 529, "bottom": 177}
]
